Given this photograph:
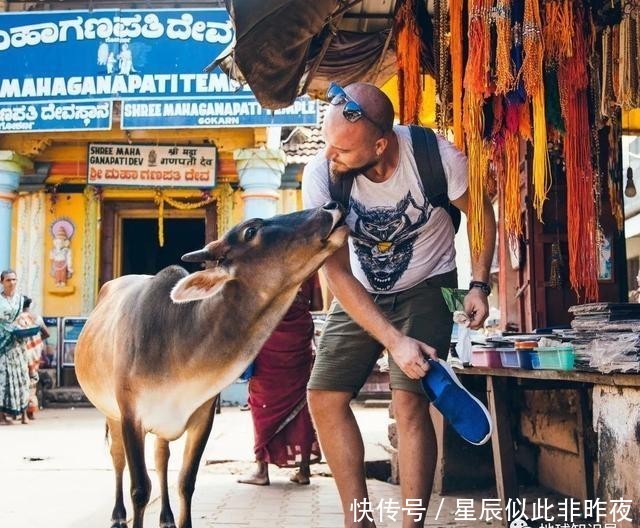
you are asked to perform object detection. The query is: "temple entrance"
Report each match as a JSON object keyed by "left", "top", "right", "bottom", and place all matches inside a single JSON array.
[
  {"left": 120, "top": 217, "right": 205, "bottom": 275},
  {"left": 100, "top": 200, "right": 217, "bottom": 286}
]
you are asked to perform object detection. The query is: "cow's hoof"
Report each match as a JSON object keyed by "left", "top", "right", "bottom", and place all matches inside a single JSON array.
[
  {"left": 110, "top": 521, "right": 127, "bottom": 528},
  {"left": 159, "top": 523, "right": 177, "bottom": 528}
]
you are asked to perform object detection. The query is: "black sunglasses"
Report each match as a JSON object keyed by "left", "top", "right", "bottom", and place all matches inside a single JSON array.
[{"left": 327, "top": 82, "right": 386, "bottom": 132}]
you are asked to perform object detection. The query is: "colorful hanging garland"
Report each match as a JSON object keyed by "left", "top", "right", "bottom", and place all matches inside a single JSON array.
[
  {"left": 463, "top": 0, "right": 493, "bottom": 257},
  {"left": 450, "top": 0, "right": 465, "bottom": 148},
  {"left": 557, "top": 3, "right": 599, "bottom": 301},
  {"left": 521, "top": 0, "right": 550, "bottom": 220}
]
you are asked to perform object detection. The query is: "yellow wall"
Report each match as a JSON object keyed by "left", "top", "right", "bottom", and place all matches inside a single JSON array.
[
  {"left": 43, "top": 192, "right": 86, "bottom": 316},
  {"left": 381, "top": 75, "right": 437, "bottom": 127},
  {"left": 623, "top": 109, "right": 640, "bottom": 133}
]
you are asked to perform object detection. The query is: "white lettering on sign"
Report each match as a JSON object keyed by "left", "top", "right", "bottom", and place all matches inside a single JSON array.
[
  {"left": 0, "top": 13, "right": 233, "bottom": 52},
  {"left": 0, "top": 101, "right": 112, "bottom": 131},
  {"left": 0, "top": 73, "right": 245, "bottom": 99}
]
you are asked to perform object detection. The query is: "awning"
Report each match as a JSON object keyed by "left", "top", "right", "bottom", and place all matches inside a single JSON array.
[{"left": 213, "top": 0, "right": 434, "bottom": 110}]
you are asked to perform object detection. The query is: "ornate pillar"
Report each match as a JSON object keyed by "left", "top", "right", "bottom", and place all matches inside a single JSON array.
[
  {"left": 0, "top": 151, "right": 33, "bottom": 271},
  {"left": 223, "top": 148, "right": 285, "bottom": 407},
  {"left": 234, "top": 148, "right": 286, "bottom": 220}
]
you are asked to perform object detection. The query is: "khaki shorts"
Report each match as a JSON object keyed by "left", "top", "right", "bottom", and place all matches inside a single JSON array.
[{"left": 309, "top": 269, "right": 457, "bottom": 397}]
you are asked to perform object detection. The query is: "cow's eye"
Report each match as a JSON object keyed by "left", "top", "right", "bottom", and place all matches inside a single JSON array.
[{"left": 243, "top": 227, "right": 257, "bottom": 242}]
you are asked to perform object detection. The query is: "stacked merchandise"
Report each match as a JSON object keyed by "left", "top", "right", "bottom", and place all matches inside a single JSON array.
[{"left": 563, "top": 303, "right": 640, "bottom": 373}]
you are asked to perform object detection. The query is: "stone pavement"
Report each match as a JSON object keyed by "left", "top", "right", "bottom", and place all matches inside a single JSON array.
[
  {"left": 0, "top": 405, "right": 532, "bottom": 528},
  {"left": 144, "top": 472, "right": 493, "bottom": 528}
]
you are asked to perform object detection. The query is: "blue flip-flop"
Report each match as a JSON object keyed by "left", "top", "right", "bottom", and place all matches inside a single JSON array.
[{"left": 421, "top": 358, "right": 493, "bottom": 445}]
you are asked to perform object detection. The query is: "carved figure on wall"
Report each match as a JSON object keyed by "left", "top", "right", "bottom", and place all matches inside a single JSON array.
[{"left": 50, "top": 220, "right": 74, "bottom": 287}]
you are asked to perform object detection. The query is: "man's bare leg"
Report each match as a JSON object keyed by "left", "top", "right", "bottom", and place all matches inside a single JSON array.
[
  {"left": 308, "top": 390, "right": 376, "bottom": 528},
  {"left": 393, "top": 389, "right": 437, "bottom": 528}
]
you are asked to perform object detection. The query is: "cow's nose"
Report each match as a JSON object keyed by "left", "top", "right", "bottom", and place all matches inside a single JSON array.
[{"left": 322, "top": 201, "right": 341, "bottom": 211}]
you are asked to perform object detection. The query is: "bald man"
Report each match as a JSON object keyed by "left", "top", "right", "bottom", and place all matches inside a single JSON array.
[{"left": 302, "top": 82, "right": 496, "bottom": 528}]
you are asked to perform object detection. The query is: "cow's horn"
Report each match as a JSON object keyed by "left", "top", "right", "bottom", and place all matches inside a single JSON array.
[{"left": 181, "top": 248, "right": 212, "bottom": 262}]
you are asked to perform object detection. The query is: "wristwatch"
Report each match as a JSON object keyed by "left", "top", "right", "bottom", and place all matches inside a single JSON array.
[{"left": 469, "top": 280, "right": 491, "bottom": 296}]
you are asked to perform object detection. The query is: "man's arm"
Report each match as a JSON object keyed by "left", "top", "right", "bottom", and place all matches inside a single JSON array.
[
  {"left": 451, "top": 190, "right": 496, "bottom": 329},
  {"left": 321, "top": 243, "right": 436, "bottom": 379}
]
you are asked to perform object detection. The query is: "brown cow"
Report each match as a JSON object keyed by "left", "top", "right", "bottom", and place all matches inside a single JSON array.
[{"left": 75, "top": 203, "right": 347, "bottom": 528}]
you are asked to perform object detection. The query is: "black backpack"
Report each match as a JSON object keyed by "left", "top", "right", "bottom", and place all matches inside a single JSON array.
[{"left": 327, "top": 125, "right": 461, "bottom": 233}]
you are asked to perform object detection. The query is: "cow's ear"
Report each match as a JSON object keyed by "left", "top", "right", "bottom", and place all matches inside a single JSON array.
[
  {"left": 181, "top": 239, "right": 229, "bottom": 263},
  {"left": 170, "top": 268, "right": 231, "bottom": 303}
]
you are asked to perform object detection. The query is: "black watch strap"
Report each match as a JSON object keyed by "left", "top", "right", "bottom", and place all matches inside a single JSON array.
[{"left": 469, "top": 280, "right": 491, "bottom": 295}]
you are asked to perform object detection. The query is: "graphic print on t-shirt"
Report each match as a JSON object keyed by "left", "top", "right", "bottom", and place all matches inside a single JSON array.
[{"left": 350, "top": 190, "right": 431, "bottom": 291}]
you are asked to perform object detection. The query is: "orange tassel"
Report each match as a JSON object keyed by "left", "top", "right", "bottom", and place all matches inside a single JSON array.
[
  {"left": 557, "top": 5, "right": 599, "bottom": 302},
  {"left": 450, "top": 0, "right": 465, "bottom": 149},
  {"left": 504, "top": 132, "right": 522, "bottom": 239},
  {"left": 495, "top": 0, "right": 514, "bottom": 94},
  {"left": 395, "top": 0, "right": 422, "bottom": 124},
  {"left": 504, "top": 102, "right": 522, "bottom": 239},
  {"left": 519, "top": 102, "right": 532, "bottom": 142},
  {"left": 521, "top": 0, "right": 551, "bottom": 220},
  {"left": 463, "top": 91, "right": 488, "bottom": 257},
  {"left": 463, "top": 0, "right": 492, "bottom": 257}
]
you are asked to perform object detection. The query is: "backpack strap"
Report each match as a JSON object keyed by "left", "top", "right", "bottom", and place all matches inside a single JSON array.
[
  {"left": 326, "top": 159, "right": 354, "bottom": 210},
  {"left": 409, "top": 125, "right": 448, "bottom": 207},
  {"left": 409, "top": 125, "right": 461, "bottom": 232}
]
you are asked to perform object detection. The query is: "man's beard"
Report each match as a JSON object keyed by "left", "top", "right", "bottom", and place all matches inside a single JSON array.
[{"left": 329, "top": 158, "right": 378, "bottom": 183}]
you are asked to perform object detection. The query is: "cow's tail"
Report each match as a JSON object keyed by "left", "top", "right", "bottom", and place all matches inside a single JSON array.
[{"left": 105, "top": 420, "right": 110, "bottom": 446}]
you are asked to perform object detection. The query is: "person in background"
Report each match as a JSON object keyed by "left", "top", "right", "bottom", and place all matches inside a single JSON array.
[
  {"left": 0, "top": 270, "right": 31, "bottom": 425},
  {"left": 15, "top": 296, "right": 48, "bottom": 420},
  {"left": 238, "top": 273, "right": 324, "bottom": 486}
]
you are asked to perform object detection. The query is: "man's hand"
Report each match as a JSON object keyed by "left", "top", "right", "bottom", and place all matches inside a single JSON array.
[
  {"left": 387, "top": 335, "right": 438, "bottom": 379},
  {"left": 463, "top": 288, "right": 490, "bottom": 330}
]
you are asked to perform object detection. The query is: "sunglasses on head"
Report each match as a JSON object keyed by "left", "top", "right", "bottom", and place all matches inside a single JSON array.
[{"left": 326, "top": 82, "right": 385, "bottom": 132}]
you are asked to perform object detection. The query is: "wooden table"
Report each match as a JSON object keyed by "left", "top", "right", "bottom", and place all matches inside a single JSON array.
[{"left": 456, "top": 367, "right": 640, "bottom": 526}]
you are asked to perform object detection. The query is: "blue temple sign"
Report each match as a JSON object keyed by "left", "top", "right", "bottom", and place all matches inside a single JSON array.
[
  {"left": 120, "top": 97, "right": 319, "bottom": 129},
  {"left": 0, "top": 9, "right": 318, "bottom": 132},
  {"left": 0, "top": 101, "right": 112, "bottom": 132}
]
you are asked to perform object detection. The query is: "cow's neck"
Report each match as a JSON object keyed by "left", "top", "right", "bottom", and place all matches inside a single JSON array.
[{"left": 197, "top": 280, "right": 300, "bottom": 368}]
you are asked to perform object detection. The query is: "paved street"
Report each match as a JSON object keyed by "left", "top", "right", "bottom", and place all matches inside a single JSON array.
[{"left": 0, "top": 405, "right": 504, "bottom": 528}]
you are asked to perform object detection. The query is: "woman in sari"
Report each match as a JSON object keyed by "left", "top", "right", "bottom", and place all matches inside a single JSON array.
[
  {"left": 15, "top": 296, "right": 48, "bottom": 420},
  {"left": 238, "top": 273, "right": 323, "bottom": 485},
  {"left": 0, "top": 270, "right": 31, "bottom": 425}
]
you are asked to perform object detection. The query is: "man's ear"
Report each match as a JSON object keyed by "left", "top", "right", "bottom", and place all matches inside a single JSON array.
[
  {"left": 170, "top": 268, "right": 231, "bottom": 303},
  {"left": 375, "top": 136, "right": 388, "bottom": 157}
]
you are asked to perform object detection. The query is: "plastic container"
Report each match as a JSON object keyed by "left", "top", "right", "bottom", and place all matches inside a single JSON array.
[
  {"left": 518, "top": 351, "right": 535, "bottom": 369},
  {"left": 471, "top": 346, "right": 502, "bottom": 368},
  {"left": 515, "top": 341, "right": 538, "bottom": 370},
  {"left": 498, "top": 348, "right": 519, "bottom": 368},
  {"left": 531, "top": 350, "right": 544, "bottom": 369},
  {"left": 537, "top": 345, "right": 575, "bottom": 371}
]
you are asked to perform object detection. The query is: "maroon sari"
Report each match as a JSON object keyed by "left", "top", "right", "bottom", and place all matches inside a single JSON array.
[{"left": 248, "top": 275, "right": 321, "bottom": 468}]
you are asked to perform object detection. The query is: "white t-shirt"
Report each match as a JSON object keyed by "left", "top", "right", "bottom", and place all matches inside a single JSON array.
[{"left": 302, "top": 125, "right": 468, "bottom": 294}]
